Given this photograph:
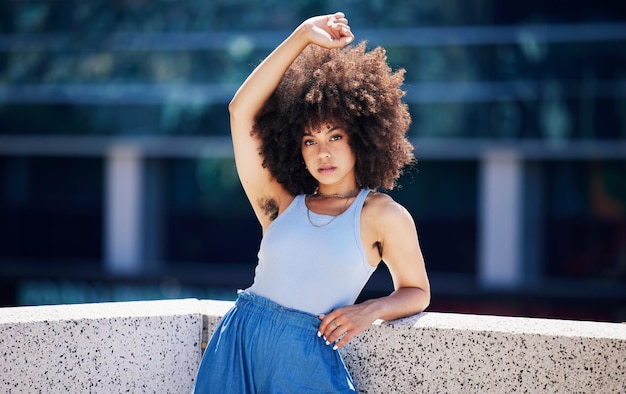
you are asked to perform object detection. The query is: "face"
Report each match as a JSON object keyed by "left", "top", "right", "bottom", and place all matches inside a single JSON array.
[{"left": 301, "top": 123, "right": 357, "bottom": 191}]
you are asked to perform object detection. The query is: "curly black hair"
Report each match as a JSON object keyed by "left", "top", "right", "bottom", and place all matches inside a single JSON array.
[{"left": 253, "top": 41, "right": 414, "bottom": 195}]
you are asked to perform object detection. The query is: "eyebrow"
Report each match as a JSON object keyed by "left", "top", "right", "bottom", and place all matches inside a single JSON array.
[{"left": 303, "top": 126, "right": 341, "bottom": 136}]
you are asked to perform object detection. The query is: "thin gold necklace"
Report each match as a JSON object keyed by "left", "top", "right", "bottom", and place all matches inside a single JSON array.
[{"left": 306, "top": 188, "right": 358, "bottom": 228}]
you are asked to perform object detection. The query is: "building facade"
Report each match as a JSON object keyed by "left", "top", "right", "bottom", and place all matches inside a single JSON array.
[{"left": 0, "top": 0, "right": 625, "bottom": 321}]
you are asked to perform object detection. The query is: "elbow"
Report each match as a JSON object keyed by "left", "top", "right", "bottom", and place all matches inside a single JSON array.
[
  {"left": 421, "top": 289, "right": 431, "bottom": 313},
  {"left": 413, "top": 285, "right": 430, "bottom": 314},
  {"left": 394, "top": 286, "right": 430, "bottom": 316},
  {"left": 228, "top": 97, "right": 239, "bottom": 119},
  {"left": 421, "top": 281, "right": 431, "bottom": 312},
  {"left": 405, "top": 287, "right": 429, "bottom": 315},
  {"left": 228, "top": 98, "right": 245, "bottom": 133},
  {"left": 228, "top": 97, "right": 252, "bottom": 130}
]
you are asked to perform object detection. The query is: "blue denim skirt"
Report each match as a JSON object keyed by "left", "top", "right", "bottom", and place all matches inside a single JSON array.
[{"left": 193, "top": 291, "right": 356, "bottom": 393}]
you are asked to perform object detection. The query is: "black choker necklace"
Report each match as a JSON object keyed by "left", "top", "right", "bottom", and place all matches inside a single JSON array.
[
  {"left": 306, "top": 188, "right": 359, "bottom": 228},
  {"left": 311, "top": 188, "right": 359, "bottom": 199}
]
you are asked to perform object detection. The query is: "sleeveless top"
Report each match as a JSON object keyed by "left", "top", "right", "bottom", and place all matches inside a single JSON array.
[{"left": 246, "top": 189, "right": 376, "bottom": 315}]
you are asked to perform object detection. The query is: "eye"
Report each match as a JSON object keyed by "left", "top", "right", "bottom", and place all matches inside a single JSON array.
[
  {"left": 329, "top": 134, "right": 343, "bottom": 142},
  {"left": 303, "top": 138, "right": 316, "bottom": 146}
]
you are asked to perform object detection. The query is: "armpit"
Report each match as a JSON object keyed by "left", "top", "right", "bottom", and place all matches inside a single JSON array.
[
  {"left": 259, "top": 197, "right": 279, "bottom": 221},
  {"left": 374, "top": 241, "right": 383, "bottom": 258}
]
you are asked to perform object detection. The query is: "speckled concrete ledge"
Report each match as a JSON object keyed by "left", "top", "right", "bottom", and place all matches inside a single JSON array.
[
  {"left": 0, "top": 299, "right": 203, "bottom": 394},
  {"left": 1, "top": 299, "right": 625, "bottom": 393},
  {"left": 340, "top": 312, "right": 626, "bottom": 394}
]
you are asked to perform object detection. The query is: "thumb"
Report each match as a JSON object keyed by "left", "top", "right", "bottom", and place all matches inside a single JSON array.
[
  {"left": 318, "top": 314, "right": 326, "bottom": 320},
  {"left": 334, "top": 34, "right": 353, "bottom": 47}
]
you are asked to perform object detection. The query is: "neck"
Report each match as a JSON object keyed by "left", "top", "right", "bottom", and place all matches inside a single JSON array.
[{"left": 312, "top": 187, "right": 359, "bottom": 198}]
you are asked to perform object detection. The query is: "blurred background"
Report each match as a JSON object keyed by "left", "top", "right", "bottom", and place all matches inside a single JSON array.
[{"left": 0, "top": 0, "right": 624, "bottom": 322}]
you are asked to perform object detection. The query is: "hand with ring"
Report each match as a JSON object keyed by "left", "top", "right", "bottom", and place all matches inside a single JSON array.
[{"left": 316, "top": 302, "right": 378, "bottom": 350}]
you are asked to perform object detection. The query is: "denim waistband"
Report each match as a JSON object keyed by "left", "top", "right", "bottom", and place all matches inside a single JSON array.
[{"left": 236, "top": 290, "right": 320, "bottom": 332}]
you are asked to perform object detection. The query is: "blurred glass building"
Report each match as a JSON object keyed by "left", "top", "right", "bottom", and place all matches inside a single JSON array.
[{"left": 0, "top": 0, "right": 624, "bottom": 322}]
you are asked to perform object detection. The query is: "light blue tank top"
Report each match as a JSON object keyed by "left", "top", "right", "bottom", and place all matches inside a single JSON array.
[{"left": 246, "top": 189, "right": 376, "bottom": 315}]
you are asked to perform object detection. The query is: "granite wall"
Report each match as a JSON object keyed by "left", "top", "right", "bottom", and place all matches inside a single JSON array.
[
  {"left": 0, "top": 299, "right": 203, "bottom": 393},
  {"left": 1, "top": 299, "right": 625, "bottom": 393}
]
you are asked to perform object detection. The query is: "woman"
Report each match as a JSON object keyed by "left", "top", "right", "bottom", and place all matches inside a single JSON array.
[{"left": 193, "top": 12, "right": 430, "bottom": 393}]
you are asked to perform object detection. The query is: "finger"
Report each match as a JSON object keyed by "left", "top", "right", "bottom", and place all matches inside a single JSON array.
[
  {"left": 317, "top": 314, "right": 324, "bottom": 337},
  {"left": 326, "top": 14, "right": 340, "bottom": 28},
  {"left": 318, "top": 313, "right": 342, "bottom": 341},
  {"left": 333, "top": 331, "right": 355, "bottom": 350},
  {"left": 328, "top": 35, "right": 353, "bottom": 46},
  {"left": 327, "top": 16, "right": 350, "bottom": 33},
  {"left": 327, "top": 22, "right": 350, "bottom": 38},
  {"left": 317, "top": 313, "right": 333, "bottom": 337},
  {"left": 325, "top": 318, "right": 353, "bottom": 345},
  {"left": 325, "top": 321, "right": 345, "bottom": 344},
  {"left": 333, "top": 23, "right": 352, "bottom": 36},
  {"left": 333, "top": 23, "right": 354, "bottom": 42},
  {"left": 328, "top": 17, "right": 348, "bottom": 26},
  {"left": 326, "top": 29, "right": 354, "bottom": 46},
  {"left": 343, "top": 31, "right": 354, "bottom": 44}
]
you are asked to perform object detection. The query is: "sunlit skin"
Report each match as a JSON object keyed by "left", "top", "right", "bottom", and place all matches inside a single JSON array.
[
  {"left": 228, "top": 12, "right": 430, "bottom": 350},
  {"left": 301, "top": 124, "right": 358, "bottom": 207}
]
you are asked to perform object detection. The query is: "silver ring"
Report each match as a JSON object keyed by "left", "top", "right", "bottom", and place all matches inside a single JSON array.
[{"left": 332, "top": 322, "right": 337, "bottom": 328}]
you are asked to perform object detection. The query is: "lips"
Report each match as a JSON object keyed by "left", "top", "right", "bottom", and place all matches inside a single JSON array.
[{"left": 317, "top": 165, "right": 336, "bottom": 175}]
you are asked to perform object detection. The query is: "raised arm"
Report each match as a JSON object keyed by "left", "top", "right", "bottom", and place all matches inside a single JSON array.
[{"left": 228, "top": 13, "right": 354, "bottom": 230}]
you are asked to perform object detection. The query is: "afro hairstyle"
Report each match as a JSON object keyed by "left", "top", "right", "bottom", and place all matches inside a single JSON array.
[{"left": 252, "top": 41, "right": 414, "bottom": 196}]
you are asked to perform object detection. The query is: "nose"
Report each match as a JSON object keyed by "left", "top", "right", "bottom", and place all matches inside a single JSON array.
[{"left": 317, "top": 143, "right": 331, "bottom": 159}]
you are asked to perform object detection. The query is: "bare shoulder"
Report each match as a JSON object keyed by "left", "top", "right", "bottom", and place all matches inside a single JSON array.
[
  {"left": 363, "top": 192, "right": 416, "bottom": 231},
  {"left": 363, "top": 192, "right": 411, "bottom": 221}
]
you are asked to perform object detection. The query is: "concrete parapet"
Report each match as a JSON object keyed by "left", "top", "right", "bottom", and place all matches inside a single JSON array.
[
  {"left": 341, "top": 312, "right": 626, "bottom": 393},
  {"left": 1, "top": 298, "right": 625, "bottom": 393},
  {"left": 0, "top": 299, "right": 203, "bottom": 393}
]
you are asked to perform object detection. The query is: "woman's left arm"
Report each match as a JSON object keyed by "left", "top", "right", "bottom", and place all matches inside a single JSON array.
[{"left": 318, "top": 196, "right": 430, "bottom": 349}]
